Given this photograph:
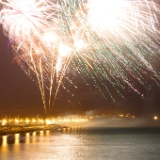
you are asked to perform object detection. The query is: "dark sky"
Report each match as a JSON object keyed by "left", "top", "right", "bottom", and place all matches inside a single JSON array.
[
  {"left": 0, "top": 27, "right": 44, "bottom": 117},
  {"left": 0, "top": 26, "right": 160, "bottom": 118}
]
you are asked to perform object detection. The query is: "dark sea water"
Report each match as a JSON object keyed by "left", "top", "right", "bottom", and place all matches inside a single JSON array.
[{"left": 0, "top": 127, "right": 160, "bottom": 160}]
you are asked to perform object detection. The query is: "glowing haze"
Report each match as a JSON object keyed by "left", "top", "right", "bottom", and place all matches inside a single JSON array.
[{"left": 1, "top": 0, "right": 160, "bottom": 115}]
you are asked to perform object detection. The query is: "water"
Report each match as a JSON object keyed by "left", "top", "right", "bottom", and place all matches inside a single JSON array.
[{"left": 0, "top": 127, "right": 160, "bottom": 160}]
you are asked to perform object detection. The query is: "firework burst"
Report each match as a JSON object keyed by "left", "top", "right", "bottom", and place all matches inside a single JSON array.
[{"left": 1, "top": 0, "right": 160, "bottom": 115}]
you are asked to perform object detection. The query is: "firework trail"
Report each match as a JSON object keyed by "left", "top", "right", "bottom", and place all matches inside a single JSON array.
[{"left": 1, "top": 0, "right": 160, "bottom": 114}]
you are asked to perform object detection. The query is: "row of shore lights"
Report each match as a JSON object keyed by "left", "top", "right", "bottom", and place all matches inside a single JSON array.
[
  {"left": 1, "top": 118, "right": 89, "bottom": 126},
  {"left": 1, "top": 116, "right": 159, "bottom": 126}
]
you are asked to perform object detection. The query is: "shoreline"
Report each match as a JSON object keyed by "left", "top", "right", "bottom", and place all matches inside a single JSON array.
[
  {"left": 0, "top": 124, "right": 67, "bottom": 135},
  {"left": 1, "top": 125, "right": 160, "bottom": 136}
]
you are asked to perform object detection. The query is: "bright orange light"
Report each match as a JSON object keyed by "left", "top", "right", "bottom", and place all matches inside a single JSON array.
[
  {"left": 38, "top": 119, "right": 44, "bottom": 123},
  {"left": 2, "top": 119, "right": 7, "bottom": 126},
  {"left": 15, "top": 119, "right": 19, "bottom": 124},
  {"left": 153, "top": 116, "right": 158, "bottom": 120},
  {"left": 46, "top": 119, "right": 52, "bottom": 125},
  {"left": 26, "top": 118, "right": 30, "bottom": 124},
  {"left": 32, "top": 118, "right": 36, "bottom": 123},
  {"left": 119, "top": 114, "right": 124, "bottom": 117}
]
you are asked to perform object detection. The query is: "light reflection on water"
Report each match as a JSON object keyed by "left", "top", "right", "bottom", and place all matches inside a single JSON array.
[
  {"left": 0, "top": 127, "right": 85, "bottom": 160},
  {"left": 0, "top": 127, "right": 160, "bottom": 160},
  {"left": 2, "top": 135, "right": 7, "bottom": 147}
]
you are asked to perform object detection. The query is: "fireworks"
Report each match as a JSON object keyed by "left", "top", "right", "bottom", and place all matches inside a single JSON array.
[{"left": 1, "top": 0, "right": 160, "bottom": 114}]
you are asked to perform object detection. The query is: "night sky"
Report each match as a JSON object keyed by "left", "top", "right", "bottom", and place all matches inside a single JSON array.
[{"left": 0, "top": 26, "right": 160, "bottom": 118}]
